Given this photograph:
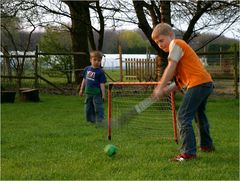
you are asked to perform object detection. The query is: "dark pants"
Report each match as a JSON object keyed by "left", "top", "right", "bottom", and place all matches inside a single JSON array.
[
  {"left": 84, "top": 94, "right": 104, "bottom": 123},
  {"left": 177, "top": 82, "right": 214, "bottom": 155}
]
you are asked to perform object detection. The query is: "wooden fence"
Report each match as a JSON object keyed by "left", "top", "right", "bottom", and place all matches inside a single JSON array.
[
  {"left": 124, "top": 58, "right": 157, "bottom": 81},
  {"left": 122, "top": 51, "right": 238, "bottom": 81},
  {"left": 0, "top": 46, "right": 85, "bottom": 94},
  {"left": 120, "top": 49, "right": 239, "bottom": 98},
  {"left": 1, "top": 47, "right": 239, "bottom": 97}
]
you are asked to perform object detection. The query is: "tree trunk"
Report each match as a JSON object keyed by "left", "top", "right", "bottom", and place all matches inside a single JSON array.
[
  {"left": 2, "top": 46, "right": 12, "bottom": 82},
  {"left": 65, "top": 1, "right": 90, "bottom": 84},
  {"left": 160, "top": 1, "right": 171, "bottom": 25},
  {"left": 158, "top": 1, "right": 172, "bottom": 77},
  {"left": 96, "top": 1, "right": 104, "bottom": 50},
  {"left": 133, "top": 1, "right": 161, "bottom": 55},
  {"left": 133, "top": 1, "right": 170, "bottom": 80}
]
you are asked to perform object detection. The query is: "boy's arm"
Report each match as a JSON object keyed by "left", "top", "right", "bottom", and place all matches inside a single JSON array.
[
  {"left": 152, "top": 60, "right": 178, "bottom": 98},
  {"left": 79, "top": 79, "right": 85, "bottom": 96},
  {"left": 100, "top": 83, "right": 105, "bottom": 100}
]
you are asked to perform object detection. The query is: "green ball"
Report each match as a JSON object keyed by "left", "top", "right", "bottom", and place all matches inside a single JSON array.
[{"left": 104, "top": 144, "right": 118, "bottom": 156}]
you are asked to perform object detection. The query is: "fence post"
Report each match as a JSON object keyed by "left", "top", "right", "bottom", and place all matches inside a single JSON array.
[
  {"left": 156, "top": 56, "right": 162, "bottom": 80},
  {"left": 34, "top": 45, "right": 39, "bottom": 88},
  {"left": 233, "top": 44, "right": 239, "bottom": 99},
  {"left": 119, "top": 45, "right": 123, "bottom": 82}
]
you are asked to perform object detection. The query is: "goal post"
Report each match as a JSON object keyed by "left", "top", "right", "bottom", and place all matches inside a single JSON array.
[{"left": 107, "top": 82, "right": 178, "bottom": 143}]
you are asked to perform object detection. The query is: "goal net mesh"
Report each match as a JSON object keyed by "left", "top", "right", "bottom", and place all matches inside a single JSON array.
[{"left": 107, "top": 82, "right": 178, "bottom": 142}]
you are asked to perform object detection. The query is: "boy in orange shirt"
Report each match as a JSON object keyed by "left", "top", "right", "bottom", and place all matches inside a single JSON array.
[{"left": 152, "top": 23, "right": 214, "bottom": 161}]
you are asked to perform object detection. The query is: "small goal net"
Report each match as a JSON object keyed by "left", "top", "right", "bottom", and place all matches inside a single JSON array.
[{"left": 107, "top": 82, "right": 178, "bottom": 143}]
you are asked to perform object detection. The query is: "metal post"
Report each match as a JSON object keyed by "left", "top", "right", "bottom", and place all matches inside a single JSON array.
[
  {"left": 34, "top": 45, "right": 39, "bottom": 88},
  {"left": 107, "top": 84, "right": 113, "bottom": 140}
]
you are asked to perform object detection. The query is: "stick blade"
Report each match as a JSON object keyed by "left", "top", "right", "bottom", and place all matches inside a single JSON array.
[{"left": 111, "top": 97, "right": 156, "bottom": 128}]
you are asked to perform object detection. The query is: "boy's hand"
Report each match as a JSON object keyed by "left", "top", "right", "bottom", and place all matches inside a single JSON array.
[
  {"left": 79, "top": 90, "right": 84, "bottom": 96},
  {"left": 102, "top": 95, "right": 105, "bottom": 102},
  {"left": 152, "top": 86, "right": 164, "bottom": 99},
  {"left": 152, "top": 85, "right": 169, "bottom": 99}
]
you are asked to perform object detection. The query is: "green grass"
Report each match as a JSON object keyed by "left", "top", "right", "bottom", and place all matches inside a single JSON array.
[{"left": 1, "top": 95, "right": 239, "bottom": 180}]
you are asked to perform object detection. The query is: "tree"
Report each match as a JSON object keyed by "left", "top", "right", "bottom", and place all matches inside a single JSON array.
[
  {"left": 131, "top": 1, "right": 240, "bottom": 51},
  {"left": 1, "top": 0, "right": 38, "bottom": 90},
  {"left": 133, "top": 1, "right": 171, "bottom": 77},
  {"left": 113, "top": 0, "right": 239, "bottom": 77},
  {"left": 1, "top": 0, "right": 110, "bottom": 83},
  {"left": 119, "top": 30, "right": 149, "bottom": 54},
  {"left": 35, "top": 0, "right": 112, "bottom": 83},
  {"left": 39, "top": 26, "right": 73, "bottom": 83},
  {"left": 61, "top": 0, "right": 119, "bottom": 83},
  {"left": 2, "top": 0, "right": 239, "bottom": 83},
  {"left": 36, "top": 0, "right": 110, "bottom": 83},
  {"left": 62, "top": 1, "right": 90, "bottom": 83}
]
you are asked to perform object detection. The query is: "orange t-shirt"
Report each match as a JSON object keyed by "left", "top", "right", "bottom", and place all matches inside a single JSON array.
[{"left": 168, "top": 39, "right": 213, "bottom": 89}]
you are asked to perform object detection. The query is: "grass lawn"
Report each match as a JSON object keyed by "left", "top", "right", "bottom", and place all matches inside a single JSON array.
[{"left": 1, "top": 94, "right": 239, "bottom": 180}]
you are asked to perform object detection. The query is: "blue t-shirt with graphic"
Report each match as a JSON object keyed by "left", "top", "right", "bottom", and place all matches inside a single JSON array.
[{"left": 83, "top": 66, "right": 107, "bottom": 95}]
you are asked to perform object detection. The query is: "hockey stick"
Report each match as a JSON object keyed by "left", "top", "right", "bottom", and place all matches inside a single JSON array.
[
  {"left": 109, "top": 96, "right": 157, "bottom": 128},
  {"left": 96, "top": 96, "right": 156, "bottom": 129}
]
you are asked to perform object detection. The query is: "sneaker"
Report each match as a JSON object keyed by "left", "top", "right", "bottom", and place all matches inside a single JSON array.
[
  {"left": 171, "top": 153, "right": 196, "bottom": 162},
  {"left": 200, "top": 145, "right": 215, "bottom": 152}
]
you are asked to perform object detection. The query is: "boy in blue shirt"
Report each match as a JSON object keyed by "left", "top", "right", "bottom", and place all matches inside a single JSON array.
[{"left": 79, "top": 51, "right": 107, "bottom": 124}]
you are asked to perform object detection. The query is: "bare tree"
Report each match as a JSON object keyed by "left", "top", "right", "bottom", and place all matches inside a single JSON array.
[
  {"left": 1, "top": 0, "right": 114, "bottom": 83},
  {"left": 172, "top": 1, "right": 239, "bottom": 48},
  {"left": 132, "top": 1, "right": 171, "bottom": 77},
  {"left": 2, "top": 0, "right": 239, "bottom": 83},
  {"left": 131, "top": 1, "right": 240, "bottom": 52},
  {"left": 127, "top": 0, "right": 240, "bottom": 78},
  {"left": 1, "top": 0, "right": 39, "bottom": 90}
]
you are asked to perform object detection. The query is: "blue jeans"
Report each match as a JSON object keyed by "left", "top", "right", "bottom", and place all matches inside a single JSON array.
[
  {"left": 84, "top": 94, "right": 104, "bottom": 123},
  {"left": 177, "top": 82, "right": 214, "bottom": 155}
]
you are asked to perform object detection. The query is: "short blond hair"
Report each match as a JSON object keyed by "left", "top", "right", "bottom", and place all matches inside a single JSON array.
[
  {"left": 90, "top": 50, "right": 103, "bottom": 60},
  {"left": 152, "top": 23, "right": 174, "bottom": 39}
]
